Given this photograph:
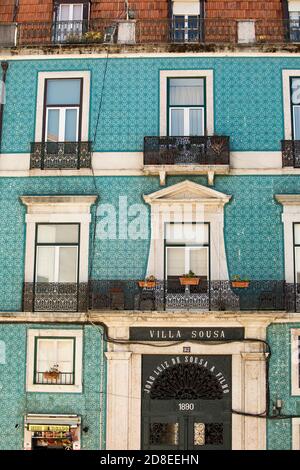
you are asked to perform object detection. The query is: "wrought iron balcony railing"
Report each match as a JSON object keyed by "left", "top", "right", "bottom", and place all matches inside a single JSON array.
[
  {"left": 34, "top": 371, "right": 74, "bottom": 385},
  {"left": 282, "top": 140, "right": 300, "bottom": 167},
  {"left": 10, "top": 18, "right": 300, "bottom": 48},
  {"left": 23, "top": 283, "right": 88, "bottom": 312},
  {"left": 144, "top": 136, "right": 230, "bottom": 166},
  {"left": 89, "top": 280, "right": 300, "bottom": 312},
  {"left": 22, "top": 280, "right": 300, "bottom": 313},
  {"left": 30, "top": 142, "right": 92, "bottom": 170}
]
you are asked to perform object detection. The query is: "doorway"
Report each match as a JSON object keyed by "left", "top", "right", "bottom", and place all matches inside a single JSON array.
[{"left": 141, "top": 355, "right": 232, "bottom": 450}]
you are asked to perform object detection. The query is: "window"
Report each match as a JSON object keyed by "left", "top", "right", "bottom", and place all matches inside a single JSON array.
[
  {"left": 54, "top": 2, "right": 89, "bottom": 43},
  {"left": 34, "top": 337, "right": 75, "bottom": 385},
  {"left": 168, "top": 78, "right": 205, "bottom": 136},
  {"left": 165, "top": 222, "right": 209, "bottom": 282},
  {"left": 172, "top": 15, "right": 201, "bottom": 43},
  {"left": 35, "top": 224, "right": 79, "bottom": 284},
  {"left": 289, "top": 9, "right": 300, "bottom": 42},
  {"left": 294, "top": 223, "right": 300, "bottom": 283},
  {"left": 26, "top": 329, "right": 83, "bottom": 393},
  {"left": 44, "top": 79, "right": 82, "bottom": 143}
]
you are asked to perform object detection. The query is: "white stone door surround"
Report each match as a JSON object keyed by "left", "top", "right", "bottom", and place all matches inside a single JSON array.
[{"left": 102, "top": 312, "right": 274, "bottom": 451}]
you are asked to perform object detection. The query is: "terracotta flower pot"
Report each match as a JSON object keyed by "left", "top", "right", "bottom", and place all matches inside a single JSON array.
[
  {"left": 231, "top": 281, "right": 250, "bottom": 289},
  {"left": 138, "top": 281, "right": 156, "bottom": 289},
  {"left": 179, "top": 277, "right": 200, "bottom": 286},
  {"left": 43, "top": 371, "right": 60, "bottom": 380}
]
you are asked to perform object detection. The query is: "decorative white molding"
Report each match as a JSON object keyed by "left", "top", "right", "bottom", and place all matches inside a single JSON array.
[
  {"left": 292, "top": 418, "right": 300, "bottom": 449},
  {"left": 103, "top": 313, "right": 268, "bottom": 450},
  {"left": 282, "top": 70, "right": 300, "bottom": 140},
  {"left": 26, "top": 329, "right": 83, "bottom": 393},
  {"left": 20, "top": 195, "right": 97, "bottom": 284},
  {"left": 143, "top": 180, "right": 231, "bottom": 280},
  {"left": 35, "top": 71, "right": 90, "bottom": 143},
  {"left": 291, "top": 329, "right": 300, "bottom": 396},
  {"left": 159, "top": 70, "right": 214, "bottom": 137}
]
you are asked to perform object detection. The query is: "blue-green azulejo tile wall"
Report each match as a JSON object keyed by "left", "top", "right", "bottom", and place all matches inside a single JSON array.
[
  {"left": 0, "top": 323, "right": 105, "bottom": 450},
  {"left": 0, "top": 174, "right": 300, "bottom": 312},
  {"left": 267, "top": 323, "right": 300, "bottom": 450},
  {"left": 3, "top": 56, "right": 300, "bottom": 153}
]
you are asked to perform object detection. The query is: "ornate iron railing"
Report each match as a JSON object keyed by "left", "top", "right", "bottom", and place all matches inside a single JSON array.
[
  {"left": 22, "top": 281, "right": 300, "bottom": 312},
  {"left": 23, "top": 283, "right": 88, "bottom": 312},
  {"left": 34, "top": 371, "right": 74, "bottom": 385},
  {"left": 30, "top": 142, "right": 92, "bottom": 170},
  {"left": 144, "top": 136, "right": 230, "bottom": 166},
  {"left": 88, "top": 280, "right": 300, "bottom": 312},
  {"left": 282, "top": 140, "right": 300, "bottom": 167},
  {"left": 6, "top": 18, "right": 300, "bottom": 47}
]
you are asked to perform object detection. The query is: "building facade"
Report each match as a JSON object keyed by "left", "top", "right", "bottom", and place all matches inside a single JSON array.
[{"left": 1, "top": 0, "right": 300, "bottom": 452}]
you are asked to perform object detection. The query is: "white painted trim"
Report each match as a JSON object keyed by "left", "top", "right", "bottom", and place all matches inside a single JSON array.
[
  {"left": 292, "top": 418, "right": 300, "bottom": 449},
  {"left": 291, "top": 329, "right": 300, "bottom": 396},
  {"left": 275, "top": 195, "right": 300, "bottom": 283},
  {"left": 159, "top": 70, "right": 214, "bottom": 136},
  {"left": 144, "top": 180, "right": 231, "bottom": 280},
  {"left": 26, "top": 329, "right": 83, "bottom": 393},
  {"left": 282, "top": 70, "right": 300, "bottom": 140},
  {"left": 3, "top": 51, "right": 300, "bottom": 61},
  {"left": 35, "top": 71, "right": 90, "bottom": 143},
  {"left": 104, "top": 314, "right": 269, "bottom": 450},
  {"left": 20, "top": 195, "right": 97, "bottom": 285}
]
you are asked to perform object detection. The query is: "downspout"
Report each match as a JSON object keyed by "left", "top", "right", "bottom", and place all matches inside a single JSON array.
[
  {"left": 281, "top": 0, "right": 289, "bottom": 41},
  {"left": 0, "top": 62, "right": 9, "bottom": 154},
  {"left": 13, "top": 0, "right": 19, "bottom": 22}
]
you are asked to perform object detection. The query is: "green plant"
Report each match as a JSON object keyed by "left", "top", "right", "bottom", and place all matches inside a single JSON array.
[
  {"left": 82, "top": 31, "right": 103, "bottom": 43},
  {"left": 232, "top": 275, "right": 249, "bottom": 282},
  {"left": 182, "top": 270, "right": 197, "bottom": 278},
  {"left": 145, "top": 275, "right": 156, "bottom": 282}
]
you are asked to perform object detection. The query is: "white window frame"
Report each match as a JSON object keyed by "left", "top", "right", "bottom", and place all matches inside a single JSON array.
[
  {"left": 169, "top": 106, "right": 205, "bottom": 136},
  {"left": 45, "top": 106, "right": 80, "bottom": 142},
  {"left": 275, "top": 195, "right": 300, "bottom": 283},
  {"left": 173, "top": 15, "right": 200, "bottom": 42},
  {"left": 26, "top": 329, "right": 83, "bottom": 393},
  {"left": 291, "top": 329, "right": 300, "bottom": 396},
  {"left": 20, "top": 196, "right": 97, "bottom": 287},
  {"left": 35, "top": 244, "right": 79, "bottom": 283},
  {"left": 160, "top": 70, "right": 214, "bottom": 137},
  {"left": 35, "top": 71, "right": 90, "bottom": 144},
  {"left": 282, "top": 70, "right": 300, "bottom": 139},
  {"left": 58, "top": 3, "right": 84, "bottom": 22}
]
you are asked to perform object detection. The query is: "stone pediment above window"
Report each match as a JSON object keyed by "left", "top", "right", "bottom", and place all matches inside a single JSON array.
[{"left": 143, "top": 180, "right": 231, "bottom": 207}]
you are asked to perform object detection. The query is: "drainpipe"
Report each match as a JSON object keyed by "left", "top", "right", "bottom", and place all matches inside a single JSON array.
[
  {"left": 0, "top": 62, "right": 9, "bottom": 154},
  {"left": 13, "top": 0, "right": 19, "bottom": 22}
]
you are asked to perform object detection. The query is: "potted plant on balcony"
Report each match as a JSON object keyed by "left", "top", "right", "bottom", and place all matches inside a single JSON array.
[
  {"left": 43, "top": 364, "right": 60, "bottom": 381},
  {"left": 231, "top": 275, "right": 250, "bottom": 289},
  {"left": 138, "top": 275, "right": 157, "bottom": 289},
  {"left": 179, "top": 271, "right": 200, "bottom": 286}
]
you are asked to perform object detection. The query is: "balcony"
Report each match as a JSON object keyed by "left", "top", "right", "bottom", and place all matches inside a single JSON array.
[
  {"left": 143, "top": 136, "right": 230, "bottom": 185},
  {"left": 34, "top": 371, "right": 74, "bottom": 385},
  {"left": 281, "top": 140, "right": 300, "bottom": 168},
  {"left": 22, "top": 280, "right": 300, "bottom": 313},
  {"left": 23, "top": 283, "right": 88, "bottom": 312},
  {"left": 30, "top": 142, "right": 92, "bottom": 170},
  {"left": 5, "top": 18, "right": 300, "bottom": 48},
  {"left": 89, "top": 280, "right": 299, "bottom": 312}
]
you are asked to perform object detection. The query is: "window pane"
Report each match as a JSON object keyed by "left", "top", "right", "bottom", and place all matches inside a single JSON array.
[
  {"left": 170, "top": 109, "right": 184, "bottom": 135},
  {"left": 295, "top": 224, "right": 300, "bottom": 244},
  {"left": 189, "top": 108, "right": 204, "bottom": 136},
  {"left": 65, "top": 108, "right": 78, "bottom": 141},
  {"left": 73, "top": 5, "right": 83, "bottom": 21},
  {"left": 292, "top": 78, "right": 300, "bottom": 105},
  {"left": 167, "top": 247, "right": 185, "bottom": 276},
  {"left": 294, "top": 106, "right": 300, "bottom": 139},
  {"left": 46, "top": 79, "right": 81, "bottom": 106},
  {"left": 36, "top": 246, "right": 55, "bottom": 282},
  {"left": 37, "top": 339, "right": 57, "bottom": 371},
  {"left": 166, "top": 223, "right": 208, "bottom": 245},
  {"left": 57, "top": 339, "right": 74, "bottom": 372},
  {"left": 47, "top": 109, "right": 60, "bottom": 142},
  {"left": 295, "top": 247, "right": 300, "bottom": 283},
  {"left": 169, "top": 78, "right": 204, "bottom": 106},
  {"left": 58, "top": 247, "right": 78, "bottom": 282},
  {"left": 190, "top": 248, "right": 208, "bottom": 277},
  {"left": 37, "top": 224, "right": 79, "bottom": 244},
  {"left": 59, "top": 5, "right": 70, "bottom": 21}
]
